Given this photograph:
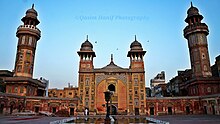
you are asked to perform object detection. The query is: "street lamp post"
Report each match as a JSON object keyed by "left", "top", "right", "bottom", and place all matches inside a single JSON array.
[
  {"left": 109, "top": 91, "right": 114, "bottom": 115},
  {"left": 104, "top": 91, "right": 112, "bottom": 124}
]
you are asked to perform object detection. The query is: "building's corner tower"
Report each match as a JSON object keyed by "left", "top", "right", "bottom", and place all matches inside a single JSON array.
[
  {"left": 184, "top": 2, "right": 212, "bottom": 78},
  {"left": 127, "top": 35, "right": 146, "bottom": 115},
  {"left": 77, "top": 35, "right": 96, "bottom": 111},
  {"left": 127, "top": 35, "right": 146, "bottom": 71},
  {"left": 14, "top": 4, "right": 41, "bottom": 78},
  {"left": 77, "top": 35, "right": 96, "bottom": 72}
]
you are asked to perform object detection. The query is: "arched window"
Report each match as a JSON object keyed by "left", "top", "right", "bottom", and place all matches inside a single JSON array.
[
  {"left": 14, "top": 87, "right": 18, "bottom": 93},
  {"left": 21, "top": 36, "right": 25, "bottom": 44},
  {"left": 129, "top": 95, "right": 132, "bottom": 100},
  {"left": 20, "top": 86, "right": 24, "bottom": 93},
  {"left": 30, "top": 21, "right": 33, "bottom": 25},
  {"left": 108, "top": 84, "right": 115, "bottom": 92},
  {"left": 29, "top": 37, "right": 32, "bottom": 46},
  {"left": 17, "top": 65, "right": 22, "bottom": 72},
  {"left": 135, "top": 90, "right": 138, "bottom": 94},
  {"left": 8, "top": 87, "right": 12, "bottom": 93},
  {"left": 85, "top": 78, "right": 89, "bottom": 86},
  {"left": 24, "top": 63, "right": 29, "bottom": 73},
  {"left": 204, "top": 65, "right": 207, "bottom": 71}
]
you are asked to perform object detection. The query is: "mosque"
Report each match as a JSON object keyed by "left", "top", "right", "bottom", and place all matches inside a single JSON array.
[{"left": 0, "top": 3, "right": 220, "bottom": 116}]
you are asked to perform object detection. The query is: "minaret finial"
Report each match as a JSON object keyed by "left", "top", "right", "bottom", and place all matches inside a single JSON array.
[
  {"left": 191, "top": 2, "right": 193, "bottom": 7},
  {"left": 86, "top": 35, "right": 88, "bottom": 41},
  {"left": 135, "top": 35, "right": 137, "bottom": 41},
  {"left": 32, "top": 4, "right": 34, "bottom": 9},
  {"left": 111, "top": 54, "right": 113, "bottom": 63}
]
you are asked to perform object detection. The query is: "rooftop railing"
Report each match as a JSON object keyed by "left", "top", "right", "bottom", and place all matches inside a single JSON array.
[{"left": 17, "top": 25, "right": 41, "bottom": 33}]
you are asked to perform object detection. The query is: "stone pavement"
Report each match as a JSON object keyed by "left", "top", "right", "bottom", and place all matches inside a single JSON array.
[
  {"left": 0, "top": 116, "right": 66, "bottom": 124},
  {"left": 154, "top": 115, "right": 220, "bottom": 124},
  {"left": 0, "top": 115, "right": 219, "bottom": 124}
]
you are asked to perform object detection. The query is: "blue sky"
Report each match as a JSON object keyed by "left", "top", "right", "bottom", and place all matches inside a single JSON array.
[{"left": 0, "top": 0, "right": 220, "bottom": 88}]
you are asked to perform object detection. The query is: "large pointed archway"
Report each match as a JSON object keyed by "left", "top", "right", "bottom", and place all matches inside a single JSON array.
[{"left": 96, "top": 77, "right": 127, "bottom": 114}]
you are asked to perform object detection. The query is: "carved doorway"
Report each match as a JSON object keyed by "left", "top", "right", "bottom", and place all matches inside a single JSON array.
[
  {"left": 70, "top": 108, "right": 74, "bottom": 115},
  {"left": 52, "top": 107, "right": 56, "bottom": 113},
  {"left": 186, "top": 106, "right": 190, "bottom": 114},
  {"left": 150, "top": 107, "right": 154, "bottom": 115},
  {"left": 35, "top": 106, "right": 39, "bottom": 113},
  {"left": 168, "top": 107, "right": 172, "bottom": 115},
  {"left": 135, "top": 108, "right": 139, "bottom": 115},
  {"left": 204, "top": 106, "right": 207, "bottom": 114},
  {"left": 0, "top": 104, "right": 4, "bottom": 114},
  {"left": 10, "top": 105, "right": 13, "bottom": 114},
  {"left": 212, "top": 105, "right": 215, "bottom": 115}
]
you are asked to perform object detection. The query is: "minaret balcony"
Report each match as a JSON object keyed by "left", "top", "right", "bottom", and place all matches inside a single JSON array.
[
  {"left": 184, "top": 23, "right": 209, "bottom": 38},
  {"left": 16, "top": 25, "right": 41, "bottom": 39}
]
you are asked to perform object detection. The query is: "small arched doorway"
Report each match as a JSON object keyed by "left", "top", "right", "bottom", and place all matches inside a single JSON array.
[
  {"left": 168, "top": 107, "right": 172, "bottom": 115},
  {"left": 186, "top": 106, "right": 190, "bottom": 114},
  {"left": 49, "top": 103, "right": 59, "bottom": 113},
  {"left": 9, "top": 101, "right": 15, "bottom": 114},
  {"left": 204, "top": 106, "right": 207, "bottom": 114},
  {"left": 150, "top": 107, "right": 154, "bottom": 115},
  {"left": 69, "top": 103, "right": 75, "bottom": 116},
  {"left": 10, "top": 105, "right": 13, "bottom": 114},
  {"left": 0, "top": 103, "right": 4, "bottom": 114},
  {"left": 52, "top": 107, "right": 56, "bottom": 113},
  {"left": 34, "top": 103, "right": 41, "bottom": 113},
  {"left": 70, "top": 108, "right": 74, "bottom": 116}
]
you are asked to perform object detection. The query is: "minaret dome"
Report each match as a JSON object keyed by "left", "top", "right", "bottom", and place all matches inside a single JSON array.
[{"left": 80, "top": 35, "right": 93, "bottom": 51}]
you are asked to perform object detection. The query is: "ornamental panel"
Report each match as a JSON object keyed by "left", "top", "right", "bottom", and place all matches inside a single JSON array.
[{"left": 96, "top": 74, "right": 127, "bottom": 85}]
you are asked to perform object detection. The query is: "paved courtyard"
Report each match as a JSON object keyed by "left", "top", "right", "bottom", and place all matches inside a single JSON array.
[
  {"left": 0, "top": 115, "right": 220, "bottom": 124},
  {"left": 155, "top": 115, "right": 220, "bottom": 124},
  {"left": 0, "top": 116, "right": 66, "bottom": 124}
]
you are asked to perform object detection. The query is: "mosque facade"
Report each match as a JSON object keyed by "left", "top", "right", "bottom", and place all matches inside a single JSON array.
[{"left": 77, "top": 35, "right": 146, "bottom": 115}]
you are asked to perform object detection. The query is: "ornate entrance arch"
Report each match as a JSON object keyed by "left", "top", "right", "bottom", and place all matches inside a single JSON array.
[{"left": 96, "top": 77, "right": 127, "bottom": 114}]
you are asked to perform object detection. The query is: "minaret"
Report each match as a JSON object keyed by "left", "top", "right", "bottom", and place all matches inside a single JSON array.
[
  {"left": 77, "top": 36, "right": 96, "bottom": 110},
  {"left": 127, "top": 35, "right": 146, "bottom": 115},
  {"left": 77, "top": 35, "right": 96, "bottom": 72},
  {"left": 184, "top": 2, "right": 212, "bottom": 77},
  {"left": 14, "top": 4, "right": 41, "bottom": 78},
  {"left": 127, "top": 35, "right": 146, "bottom": 71}
]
